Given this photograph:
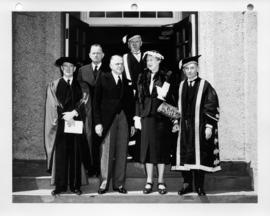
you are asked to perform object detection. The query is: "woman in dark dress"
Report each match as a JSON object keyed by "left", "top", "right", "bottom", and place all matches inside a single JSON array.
[{"left": 134, "top": 50, "right": 173, "bottom": 195}]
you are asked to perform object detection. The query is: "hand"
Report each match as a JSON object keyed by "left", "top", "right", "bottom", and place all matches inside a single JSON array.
[
  {"left": 205, "top": 127, "right": 212, "bottom": 140},
  {"left": 95, "top": 124, "right": 103, "bottom": 137},
  {"left": 172, "top": 124, "right": 180, "bottom": 133},
  {"left": 66, "top": 119, "right": 75, "bottom": 127},
  {"left": 130, "top": 126, "right": 135, "bottom": 137},
  {"left": 156, "top": 86, "right": 165, "bottom": 100},
  {"left": 62, "top": 110, "right": 78, "bottom": 121},
  {"left": 134, "top": 116, "right": 141, "bottom": 130}
]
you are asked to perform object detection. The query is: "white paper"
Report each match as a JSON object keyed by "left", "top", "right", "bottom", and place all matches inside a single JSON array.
[{"left": 64, "top": 120, "right": 83, "bottom": 134}]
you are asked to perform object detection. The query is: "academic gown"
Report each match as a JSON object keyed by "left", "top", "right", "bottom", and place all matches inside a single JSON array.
[
  {"left": 171, "top": 77, "right": 221, "bottom": 172},
  {"left": 44, "top": 78, "right": 92, "bottom": 186}
]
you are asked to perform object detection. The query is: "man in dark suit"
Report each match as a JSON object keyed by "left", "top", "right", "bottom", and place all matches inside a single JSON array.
[
  {"left": 122, "top": 33, "right": 144, "bottom": 161},
  {"left": 77, "top": 44, "right": 106, "bottom": 177},
  {"left": 93, "top": 55, "right": 135, "bottom": 194}
]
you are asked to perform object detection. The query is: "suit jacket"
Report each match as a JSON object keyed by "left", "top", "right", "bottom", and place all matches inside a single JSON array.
[
  {"left": 93, "top": 72, "right": 134, "bottom": 139},
  {"left": 77, "top": 63, "right": 107, "bottom": 88}
]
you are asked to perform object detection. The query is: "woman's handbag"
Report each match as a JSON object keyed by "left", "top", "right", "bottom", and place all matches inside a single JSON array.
[{"left": 157, "top": 102, "right": 181, "bottom": 119}]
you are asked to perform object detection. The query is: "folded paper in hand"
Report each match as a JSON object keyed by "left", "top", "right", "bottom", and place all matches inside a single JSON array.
[
  {"left": 64, "top": 120, "right": 83, "bottom": 134},
  {"left": 157, "top": 102, "right": 181, "bottom": 119}
]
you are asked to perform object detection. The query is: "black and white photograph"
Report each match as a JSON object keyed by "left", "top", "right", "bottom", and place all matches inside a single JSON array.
[{"left": 1, "top": 0, "right": 270, "bottom": 215}]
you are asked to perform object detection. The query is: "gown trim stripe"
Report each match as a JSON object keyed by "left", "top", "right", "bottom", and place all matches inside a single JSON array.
[
  {"left": 176, "top": 81, "right": 184, "bottom": 167},
  {"left": 195, "top": 79, "right": 205, "bottom": 166},
  {"left": 123, "top": 54, "right": 132, "bottom": 81}
]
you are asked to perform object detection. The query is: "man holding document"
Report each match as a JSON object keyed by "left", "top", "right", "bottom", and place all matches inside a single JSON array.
[{"left": 44, "top": 57, "right": 92, "bottom": 196}]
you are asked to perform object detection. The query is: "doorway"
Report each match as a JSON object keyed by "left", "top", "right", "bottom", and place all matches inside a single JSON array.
[{"left": 65, "top": 12, "right": 198, "bottom": 78}]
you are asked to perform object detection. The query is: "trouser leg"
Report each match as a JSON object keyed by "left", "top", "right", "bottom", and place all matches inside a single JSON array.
[
  {"left": 194, "top": 170, "right": 205, "bottom": 189},
  {"left": 99, "top": 132, "right": 113, "bottom": 189},
  {"left": 113, "top": 111, "right": 129, "bottom": 188},
  {"left": 182, "top": 171, "right": 193, "bottom": 189}
]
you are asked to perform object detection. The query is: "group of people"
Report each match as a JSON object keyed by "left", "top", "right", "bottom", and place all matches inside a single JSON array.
[{"left": 44, "top": 33, "right": 221, "bottom": 197}]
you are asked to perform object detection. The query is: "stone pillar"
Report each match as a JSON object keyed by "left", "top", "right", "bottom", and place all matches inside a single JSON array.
[
  {"left": 12, "top": 12, "right": 63, "bottom": 160},
  {"left": 198, "top": 12, "right": 257, "bottom": 190}
]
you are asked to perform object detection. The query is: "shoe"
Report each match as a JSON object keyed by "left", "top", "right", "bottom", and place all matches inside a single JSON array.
[
  {"left": 51, "top": 189, "right": 65, "bottom": 196},
  {"left": 178, "top": 184, "right": 193, "bottom": 195},
  {"left": 196, "top": 187, "right": 206, "bottom": 196},
  {"left": 97, "top": 188, "right": 107, "bottom": 194},
  {"left": 143, "top": 182, "right": 153, "bottom": 194},
  {"left": 71, "top": 188, "right": 82, "bottom": 195},
  {"left": 157, "top": 183, "right": 167, "bottom": 195},
  {"left": 113, "top": 186, "right": 127, "bottom": 194}
]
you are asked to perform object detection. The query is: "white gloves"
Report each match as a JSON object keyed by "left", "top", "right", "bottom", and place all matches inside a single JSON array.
[
  {"left": 134, "top": 116, "right": 141, "bottom": 130},
  {"left": 205, "top": 126, "right": 212, "bottom": 140},
  {"left": 156, "top": 82, "right": 170, "bottom": 101},
  {"left": 95, "top": 124, "right": 103, "bottom": 137},
  {"left": 62, "top": 110, "right": 78, "bottom": 121}
]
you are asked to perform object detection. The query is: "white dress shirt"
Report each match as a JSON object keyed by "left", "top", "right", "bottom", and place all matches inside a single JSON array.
[
  {"left": 92, "top": 62, "right": 102, "bottom": 71},
  {"left": 149, "top": 73, "right": 155, "bottom": 94},
  {"left": 132, "top": 52, "right": 141, "bottom": 62},
  {"left": 111, "top": 71, "right": 122, "bottom": 84},
  {"left": 63, "top": 76, "right": 73, "bottom": 85}
]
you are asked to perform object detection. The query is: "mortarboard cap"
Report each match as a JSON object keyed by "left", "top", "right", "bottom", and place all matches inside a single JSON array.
[
  {"left": 55, "top": 57, "right": 77, "bottom": 67},
  {"left": 122, "top": 32, "right": 141, "bottom": 44},
  {"left": 179, "top": 55, "right": 201, "bottom": 69}
]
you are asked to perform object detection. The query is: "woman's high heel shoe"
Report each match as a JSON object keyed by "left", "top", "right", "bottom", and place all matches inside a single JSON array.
[
  {"left": 143, "top": 182, "right": 153, "bottom": 194},
  {"left": 157, "top": 183, "right": 167, "bottom": 195}
]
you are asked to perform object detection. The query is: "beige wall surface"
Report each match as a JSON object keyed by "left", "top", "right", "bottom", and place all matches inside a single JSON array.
[
  {"left": 12, "top": 12, "right": 63, "bottom": 160},
  {"left": 198, "top": 11, "right": 257, "bottom": 188}
]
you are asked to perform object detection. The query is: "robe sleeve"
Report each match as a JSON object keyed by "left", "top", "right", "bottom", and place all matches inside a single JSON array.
[
  {"left": 44, "top": 81, "right": 60, "bottom": 171},
  {"left": 202, "top": 83, "right": 220, "bottom": 127}
]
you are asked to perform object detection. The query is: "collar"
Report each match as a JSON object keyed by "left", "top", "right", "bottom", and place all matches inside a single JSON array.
[
  {"left": 63, "top": 76, "right": 73, "bottom": 85},
  {"left": 131, "top": 51, "right": 141, "bottom": 55},
  {"left": 111, "top": 71, "right": 123, "bottom": 84},
  {"left": 92, "top": 62, "right": 102, "bottom": 70},
  {"left": 187, "top": 76, "right": 198, "bottom": 82}
]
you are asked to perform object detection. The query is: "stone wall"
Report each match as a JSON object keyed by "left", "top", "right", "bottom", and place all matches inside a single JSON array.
[
  {"left": 12, "top": 12, "right": 63, "bottom": 160},
  {"left": 198, "top": 12, "right": 257, "bottom": 189}
]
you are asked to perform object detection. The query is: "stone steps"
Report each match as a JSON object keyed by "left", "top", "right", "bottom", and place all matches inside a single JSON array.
[
  {"left": 12, "top": 160, "right": 255, "bottom": 203},
  {"left": 13, "top": 175, "right": 252, "bottom": 193},
  {"left": 12, "top": 160, "right": 253, "bottom": 195},
  {"left": 12, "top": 190, "right": 257, "bottom": 203}
]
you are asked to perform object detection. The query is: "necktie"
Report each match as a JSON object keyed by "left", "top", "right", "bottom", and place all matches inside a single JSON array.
[
  {"left": 93, "top": 65, "right": 98, "bottom": 79},
  {"left": 67, "top": 79, "right": 71, "bottom": 86},
  {"left": 117, "top": 76, "right": 122, "bottom": 86}
]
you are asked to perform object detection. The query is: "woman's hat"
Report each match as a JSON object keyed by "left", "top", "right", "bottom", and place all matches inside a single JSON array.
[{"left": 143, "top": 50, "right": 164, "bottom": 60}]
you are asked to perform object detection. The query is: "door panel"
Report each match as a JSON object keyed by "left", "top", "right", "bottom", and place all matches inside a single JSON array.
[
  {"left": 65, "top": 13, "right": 91, "bottom": 65},
  {"left": 173, "top": 13, "right": 197, "bottom": 62}
]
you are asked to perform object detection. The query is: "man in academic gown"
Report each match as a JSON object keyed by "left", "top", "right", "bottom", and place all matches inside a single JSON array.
[
  {"left": 77, "top": 44, "right": 107, "bottom": 177},
  {"left": 93, "top": 55, "right": 135, "bottom": 194},
  {"left": 171, "top": 55, "right": 221, "bottom": 196},
  {"left": 122, "top": 33, "right": 144, "bottom": 161},
  {"left": 44, "top": 57, "right": 92, "bottom": 196}
]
